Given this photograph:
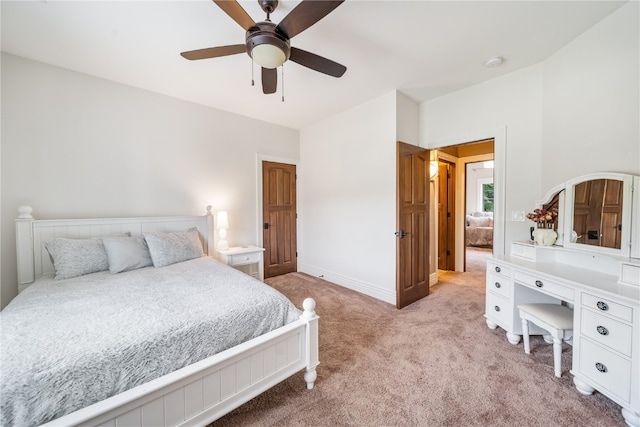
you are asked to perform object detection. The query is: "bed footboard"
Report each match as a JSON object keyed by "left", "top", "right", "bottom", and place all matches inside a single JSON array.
[{"left": 41, "top": 298, "right": 319, "bottom": 427}]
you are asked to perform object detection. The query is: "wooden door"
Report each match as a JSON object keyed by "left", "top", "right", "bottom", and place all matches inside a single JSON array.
[
  {"left": 601, "top": 179, "right": 623, "bottom": 249},
  {"left": 572, "top": 180, "right": 593, "bottom": 245},
  {"left": 437, "top": 161, "right": 455, "bottom": 271},
  {"left": 262, "top": 161, "right": 297, "bottom": 278},
  {"left": 396, "top": 142, "right": 430, "bottom": 309}
]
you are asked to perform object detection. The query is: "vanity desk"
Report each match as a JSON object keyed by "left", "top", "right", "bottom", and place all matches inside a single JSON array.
[{"left": 485, "top": 172, "right": 640, "bottom": 426}]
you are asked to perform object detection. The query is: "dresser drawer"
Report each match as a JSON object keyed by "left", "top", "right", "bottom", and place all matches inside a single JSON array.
[
  {"left": 581, "top": 293, "right": 633, "bottom": 323},
  {"left": 485, "top": 292, "right": 511, "bottom": 327},
  {"left": 581, "top": 309, "right": 632, "bottom": 357},
  {"left": 228, "top": 251, "right": 262, "bottom": 266},
  {"left": 510, "top": 242, "right": 536, "bottom": 260},
  {"left": 514, "top": 271, "right": 574, "bottom": 301},
  {"left": 487, "top": 261, "right": 511, "bottom": 278},
  {"left": 487, "top": 273, "right": 511, "bottom": 298},
  {"left": 578, "top": 338, "right": 631, "bottom": 402}
]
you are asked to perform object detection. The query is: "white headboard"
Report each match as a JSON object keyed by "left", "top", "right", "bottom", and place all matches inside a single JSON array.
[{"left": 15, "top": 206, "right": 215, "bottom": 292}]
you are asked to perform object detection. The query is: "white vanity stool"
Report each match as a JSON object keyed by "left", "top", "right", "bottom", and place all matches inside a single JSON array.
[{"left": 518, "top": 303, "right": 573, "bottom": 378}]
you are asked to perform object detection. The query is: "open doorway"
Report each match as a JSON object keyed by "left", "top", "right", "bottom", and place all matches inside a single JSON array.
[
  {"left": 435, "top": 139, "right": 494, "bottom": 276},
  {"left": 464, "top": 160, "right": 494, "bottom": 271}
]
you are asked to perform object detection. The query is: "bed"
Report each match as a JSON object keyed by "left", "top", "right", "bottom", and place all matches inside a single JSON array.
[
  {"left": 2, "top": 207, "right": 319, "bottom": 427},
  {"left": 465, "top": 212, "right": 493, "bottom": 247}
]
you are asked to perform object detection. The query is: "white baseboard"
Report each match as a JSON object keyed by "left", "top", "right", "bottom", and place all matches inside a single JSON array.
[
  {"left": 429, "top": 272, "right": 438, "bottom": 287},
  {"left": 298, "top": 263, "right": 396, "bottom": 306}
]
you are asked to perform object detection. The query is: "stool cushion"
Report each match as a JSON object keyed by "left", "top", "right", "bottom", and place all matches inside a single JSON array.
[{"left": 518, "top": 304, "right": 573, "bottom": 330}]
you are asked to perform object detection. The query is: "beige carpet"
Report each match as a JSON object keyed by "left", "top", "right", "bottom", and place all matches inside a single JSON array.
[{"left": 209, "top": 248, "right": 625, "bottom": 426}]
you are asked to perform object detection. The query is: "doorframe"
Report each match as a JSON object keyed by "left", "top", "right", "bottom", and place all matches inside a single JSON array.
[
  {"left": 255, "top": 154, "right": 300, "bottom": 249},
  {"left": 428, "top": 127, "right": 506, "bottom": 257},
  {"left": 458, "top": 153, "right": 494, "bottom": 270}
]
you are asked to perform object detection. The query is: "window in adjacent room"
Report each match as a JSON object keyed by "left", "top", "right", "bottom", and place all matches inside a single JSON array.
[{"left": 477, "top": 178, "right": 494, "bottom": 213}]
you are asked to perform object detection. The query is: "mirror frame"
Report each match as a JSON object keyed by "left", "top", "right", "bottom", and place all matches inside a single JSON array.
[
  {"left": 632, "top": 176, "right": 640, "bottom": 259},
  {"left": 563, "top": 172, "right": 633, "bottom": 258},
  {"left": 537, "top": 182, "right": 566, "bottom": 246}
]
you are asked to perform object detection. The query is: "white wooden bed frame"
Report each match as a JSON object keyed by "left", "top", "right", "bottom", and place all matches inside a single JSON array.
[{"left": 14, "top": 206, "right": 319, "bottom": 427}]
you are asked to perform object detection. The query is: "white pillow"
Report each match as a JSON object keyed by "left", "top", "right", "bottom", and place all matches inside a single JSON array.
[
  {"left": 467, "top": 216, "right": 491, "bottom": 227},
  {"left": 144, "top": 229, "right": 204, "bottom": 268},
  {"left": 44, "top": 238, "right": 110, "bottom": 280},
  {"left": 102, "top": 236, "right": 153, "bottom": 274}
]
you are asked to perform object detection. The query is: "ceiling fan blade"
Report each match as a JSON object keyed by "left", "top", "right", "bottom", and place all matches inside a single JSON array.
[
  {"left": 180, "top": 44, "right": 246, "bottom": 60},
  {"left": 262, "top": 68, "right": 277, "bottom": 94},
  {"left": 213, "top": 0, "right": 255, "bottom": 31},
  {"left": 289, "top": 47, "right": 346, "bottom": 78},
  {"left": 277, "top": 0, "right": 344, "bottom": 39}
]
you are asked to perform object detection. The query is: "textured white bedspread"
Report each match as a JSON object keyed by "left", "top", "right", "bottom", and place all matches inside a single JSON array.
[{"left": 0, "top": 257, "right": 300, "bottom": 427}]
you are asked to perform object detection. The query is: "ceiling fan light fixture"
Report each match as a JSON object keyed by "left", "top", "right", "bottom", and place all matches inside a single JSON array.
[{"left": 252, "top": 43, "right": 286, "bottom": 69}]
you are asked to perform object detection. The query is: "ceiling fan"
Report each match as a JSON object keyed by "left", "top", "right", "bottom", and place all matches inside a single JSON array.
[{"left": 181, "top": 0, "right": 347, "bottom": 95}]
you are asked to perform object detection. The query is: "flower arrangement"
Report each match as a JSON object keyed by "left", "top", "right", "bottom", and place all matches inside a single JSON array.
[{"left": 526, "top": 207, "right": 558, "bottom": 227}]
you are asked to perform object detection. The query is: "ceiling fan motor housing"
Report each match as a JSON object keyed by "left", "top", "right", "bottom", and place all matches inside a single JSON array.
[{"left": 246, "top": 21, "right": 291, "bottom": 68}]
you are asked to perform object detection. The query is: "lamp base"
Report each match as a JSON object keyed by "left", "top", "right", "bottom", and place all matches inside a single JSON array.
[{"left": 217, "top": 240, "right": 229, "bottom": 251}]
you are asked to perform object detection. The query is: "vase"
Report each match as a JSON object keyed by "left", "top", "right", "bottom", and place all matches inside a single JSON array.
[{"left": 532, "top": 224, "right": 557, "bottom": 246}]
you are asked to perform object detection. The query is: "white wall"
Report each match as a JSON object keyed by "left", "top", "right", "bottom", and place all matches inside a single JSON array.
[
  {"left": 1, "top": 53, "right": 299, "bottom": 308},
  {"left": 299, "top": 91, "right": 398, "bottom": 304},
  {"left": 396, "top": 91, "right": 420, "bottom": 146},
  {"left": 420, "top": 64, "right": 543, "bottom": 249},
  {"left": 419, "top": 1, "right": 639, "bottom": 251},
  {"left": 466, "top": 163, "right": 494, "bottom": 214},
  {"left": 541, "top": 1, "right": 640, "bottom": 188}
]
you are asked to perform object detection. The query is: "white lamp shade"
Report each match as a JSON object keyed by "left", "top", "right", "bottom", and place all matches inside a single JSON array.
[{"left": 217, "top": 211, "right": 229, "bottom": 229}]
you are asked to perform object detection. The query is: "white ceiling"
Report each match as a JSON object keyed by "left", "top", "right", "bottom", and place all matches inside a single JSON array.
[{"left": 1, "top": 0, "right": 626, "bottom": 130}]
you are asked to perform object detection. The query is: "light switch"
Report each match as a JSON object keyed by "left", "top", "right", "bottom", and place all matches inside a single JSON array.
[{"left": 511, "top": 211, "right": 525, "bottom": 222}]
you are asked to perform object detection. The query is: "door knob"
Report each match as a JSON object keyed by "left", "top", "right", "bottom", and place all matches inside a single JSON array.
[{"left": 395, "top": 230, "right": 408, "bottom": 238}]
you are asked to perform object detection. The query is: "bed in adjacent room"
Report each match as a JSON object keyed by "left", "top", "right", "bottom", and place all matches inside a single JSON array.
[
  {"left": 465, "top": 212, "right": 494, "bottom": 247},
  {"left": 1, "top": 207, "right": 319, "bottom": 427}
]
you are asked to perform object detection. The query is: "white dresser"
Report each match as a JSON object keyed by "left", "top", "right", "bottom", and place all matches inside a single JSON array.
[{"left": 485, "top": 242, "right": 640, "bottom": 426}]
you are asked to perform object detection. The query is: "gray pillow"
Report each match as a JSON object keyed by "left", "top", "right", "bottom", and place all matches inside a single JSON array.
[
  {"left": 102, "top": 235, "right": 153, "bottom": 274},
  {"left": 44, "top": 238, "right": 110, "bottom": 280},
  {"left": 144, "top": 229, "right": 204, "bottom": 268}
]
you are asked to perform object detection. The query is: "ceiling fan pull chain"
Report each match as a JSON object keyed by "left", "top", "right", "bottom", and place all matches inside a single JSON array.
[
  {"left": 251, "top": 59, "right": 255, "bottom": 87},
  {"left": 281, "top": 64, "right": 285, "bottom": 102}
]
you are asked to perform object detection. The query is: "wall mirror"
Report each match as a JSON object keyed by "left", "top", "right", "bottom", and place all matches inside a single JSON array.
[
  {"left": 537, "top": 184, "right": 566, "bottom": 246},
  {"left": 563, "top": 173, "right": 634, "bottom": 258}
]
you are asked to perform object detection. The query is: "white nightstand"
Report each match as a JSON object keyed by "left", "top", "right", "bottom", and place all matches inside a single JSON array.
[{"left": 216, "top": 245, "right": 265, "bottom": 281}]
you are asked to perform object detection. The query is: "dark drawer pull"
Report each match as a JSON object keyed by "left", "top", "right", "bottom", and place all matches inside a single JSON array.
[
  {"left": 535, "top": 280, "right": 543, "bottom": 288},
  {"left": 596, "top": 326, "right": 609, "bottom": 336},
  {"left": 494, "top": 306, "right": 500, "bottom": 312},
  {"left": 595, "top": 362, "right": 607, "bottom": 373},
  {"left": 596, "top": 301, "right": 609, "bottom": 311},
  {"left": 494, "top": 282, "right": 501, "bottom": 289},
  {"left": 495, "top": 266, "right": 501, "bottom": 273}
]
